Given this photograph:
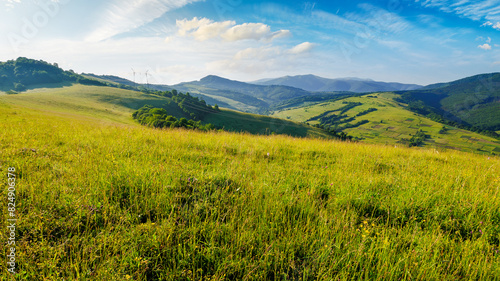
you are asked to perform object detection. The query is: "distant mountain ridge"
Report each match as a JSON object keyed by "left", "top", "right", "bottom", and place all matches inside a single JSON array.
[
  {"left": 252, "top": 74, "right": 423, "bottom": 92},
  {"left": 175, "top": 75, "right": 312, "bottom": 101}
]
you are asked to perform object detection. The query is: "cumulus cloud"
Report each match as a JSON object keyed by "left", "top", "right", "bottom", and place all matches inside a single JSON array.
[
  {"left": 478, "top": 43, "right": 492, "bottom": 50},
  {"left": 288, "top": 42, "right": 315, "bottom": 54},
  {"left": 177, "top": 17, "right": 235, "bottom": 41},
  {"left": 494, "top": 22, "right": 500, "bottom": 30},
  {"left": 222, "top": 23, "right": 290, "bottom": 41},
  {"left": 176, "top": 17, "right": 290, "bottom": 42}
]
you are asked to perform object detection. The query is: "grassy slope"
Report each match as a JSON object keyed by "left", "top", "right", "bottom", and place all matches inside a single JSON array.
[
  {"left": 0, "top": 98, "right": 499, "bottom": 280},
  {"left": 0, "top": 84, "right": 171, "bottom": 125},
  {"left": 204, "top": 109, "right": 331, "bottom": 138},
  {"left": 272, "top": 92, "right": 500, "bottom": 155}
]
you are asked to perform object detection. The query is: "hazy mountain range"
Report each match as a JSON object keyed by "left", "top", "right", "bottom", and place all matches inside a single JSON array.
[{"left": 252, "top": 74, "right": 423, "bottom": 92}]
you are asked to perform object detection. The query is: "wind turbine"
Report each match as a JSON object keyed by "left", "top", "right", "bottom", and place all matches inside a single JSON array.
[
  {"left": 131, "top": 68, "right": 136, "bottom": 89},
  {"left": 145, "top": 70, "right": 150, "bottom": 89}
]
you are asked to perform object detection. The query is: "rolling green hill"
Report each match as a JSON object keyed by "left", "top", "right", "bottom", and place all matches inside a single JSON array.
[
  {"left": 0, "top": 57, "right": 137, "bottom": 93},
  {"left": 272, "top": 92, "right": 500, "bottom": 155},
  {"left": 398, "top": 73, "right": 500, "bottom": 131}
]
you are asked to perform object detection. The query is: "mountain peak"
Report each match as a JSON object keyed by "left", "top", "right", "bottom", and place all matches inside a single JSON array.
[{"left": 200, "top": 75, "right": 231, "bottom": 82}]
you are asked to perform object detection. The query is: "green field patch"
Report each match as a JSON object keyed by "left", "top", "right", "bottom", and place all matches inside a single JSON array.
[
  {"left": 435, "top": 139, "right": 449, "bottom": 144},
  {"left": 405, "top": 118, "right": 414, "bottom": 122}
]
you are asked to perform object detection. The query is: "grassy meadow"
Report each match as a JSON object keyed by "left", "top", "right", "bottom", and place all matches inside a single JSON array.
[
  {"left": 272, "top": 92, "right": 500, "bottom": 155},
  {"left": 1, "top": 88, "right": 500, "bottom": 280}
]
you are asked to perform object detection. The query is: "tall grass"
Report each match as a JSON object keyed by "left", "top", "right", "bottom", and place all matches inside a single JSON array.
[{"left": 1, "top": 104, "right": 499, "bottom": 280}]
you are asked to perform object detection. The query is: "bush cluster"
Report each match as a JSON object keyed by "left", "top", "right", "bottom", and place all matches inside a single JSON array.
[{"left": 133, "top": 105, "right": 216, "bottom": 131}]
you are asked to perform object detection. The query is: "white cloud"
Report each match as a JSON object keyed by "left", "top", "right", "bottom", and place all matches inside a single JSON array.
[
  {"left": 164, "top": 36, "right": 173, "bottom": 43},
  {"left": 222, "top": 23, "right": 290, "bottom": 42},
  {"left": 288, "top": 42, "right": 315, "bottom": 54},
  {"left": 85, "top": 0, "right": 203, "bottom": 42},
  {"left": 176, "top": 17, "right": 290, "bottom": 42},
  {"left": 483, "top": 21, "right": 500, "bottom": 30},
  {"left": 177, "top": 17, "right": 213, "bottom": 36},
  {"left": 177, "top": 18, "right": 235, "bottom": 41},
  {"left": 222, "top": 23, "right": 271, "bottom": 41},
  {"left": 478, "top": 43, "right": 492, "bottom": 50},
  {"left": 417, "top": 0, "right": 500, "bottom": 22}
]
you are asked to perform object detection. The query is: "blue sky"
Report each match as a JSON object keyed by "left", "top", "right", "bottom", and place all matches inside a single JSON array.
[{"left": 1, "top": 0, "right": 499, "bottom": 85}]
